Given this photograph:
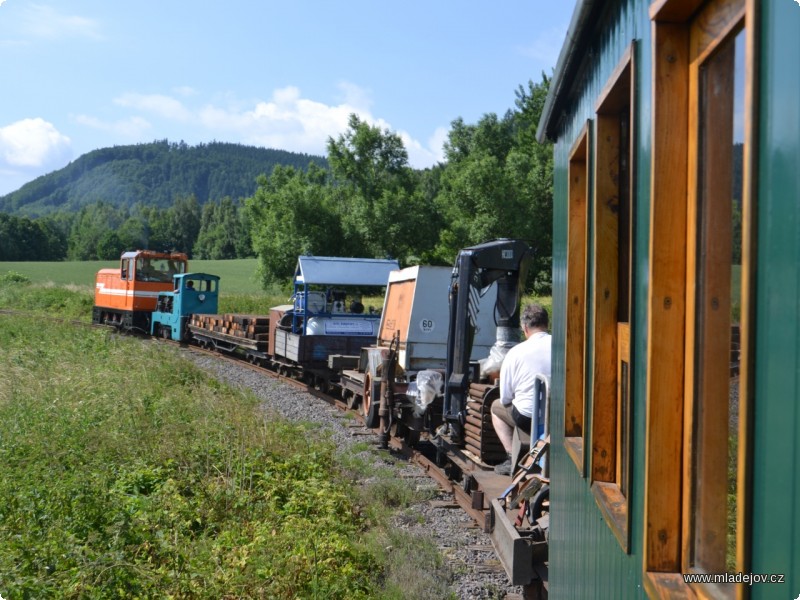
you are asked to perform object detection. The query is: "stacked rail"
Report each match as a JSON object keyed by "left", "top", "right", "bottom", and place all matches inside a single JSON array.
[
  {"left": 465, "top": 383, "right": 506, "bottom": 465},
  {"left": 188, "top": 314, "right": 270, "bottom": 352}
]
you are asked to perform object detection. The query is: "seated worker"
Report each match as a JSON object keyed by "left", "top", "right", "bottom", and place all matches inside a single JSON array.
[
  {"left": 175, "top": 280, "right": 194, "bottom": 293},
  {"left": 349, "top": 295, "right": 365, "bottom": 314},
  {"left": 491, "top": 303, "right": 552, "bottom": 475}
]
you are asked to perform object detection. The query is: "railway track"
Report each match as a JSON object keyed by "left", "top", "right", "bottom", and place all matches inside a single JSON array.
[
  {"left": 2, "top": 309, "right": 546, "bottom": 596},
  {"left": 1, "top": 307, "right": 492, "bottom": 528}
]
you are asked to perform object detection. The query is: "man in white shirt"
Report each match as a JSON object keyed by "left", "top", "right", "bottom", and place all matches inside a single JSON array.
[{"left": 491, "top": 303, "right": 552, "bottom": 475}]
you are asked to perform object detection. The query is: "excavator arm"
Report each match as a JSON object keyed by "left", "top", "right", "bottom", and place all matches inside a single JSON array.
[{"left": 443, "top": 238, "right": 532, "bottom": 445}]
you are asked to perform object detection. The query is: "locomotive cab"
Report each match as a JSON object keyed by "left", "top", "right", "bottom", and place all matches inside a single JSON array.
[{"left": 151, "top": 273, "right": 220, "bottom": 341}]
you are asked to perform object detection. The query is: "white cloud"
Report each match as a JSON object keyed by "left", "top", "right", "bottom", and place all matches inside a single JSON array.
[
  {"left": 336, "top": 81, "right": 373, "bottom": 111},
  {"left": 21, "top": 4, "right": 103, "bottom": 41},
  {"left": 73, "top": 114, "right": 152, "bottom": 138},
  {"left": 172, "top": 86, "right": 199, "bottom": 98},
  {"left": 114, "top": 93, "right": 192, "bottom": 121},
  {"left": 75, "top": 83, "right": 443, "bottom": 169},
  {"left": 401, "top": 126, "right": 447, "bottom": 169},
  {"left": 519, "top": 25, "right": 568, "bottom": 71},
  {"left": 0, "top": 118, "right": 72, "bottom": 169},
  {"left": 198, "top": 85, "right": 366, "bottom": 155}
]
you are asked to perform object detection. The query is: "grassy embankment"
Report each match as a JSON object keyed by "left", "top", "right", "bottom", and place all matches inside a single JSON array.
[{"left": 0, "top": 277, "right": 455, "bottom": 599}]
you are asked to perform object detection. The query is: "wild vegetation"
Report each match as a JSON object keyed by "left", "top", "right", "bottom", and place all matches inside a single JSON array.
[
  {"left": 0, "top": 280, "right": 456, "bottom": 599},
  {"left": 0, "top": 76, "right": 554, "bottom": 294}
]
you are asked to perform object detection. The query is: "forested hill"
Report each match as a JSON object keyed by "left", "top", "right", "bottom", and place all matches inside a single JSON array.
[{"left": 0, "top": 140, "right": 327, "bottom": 217}]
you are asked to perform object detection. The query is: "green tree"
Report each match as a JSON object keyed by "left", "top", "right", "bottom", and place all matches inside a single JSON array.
[
  {"left": 0, "top": 213, "right": 65, "bottom": 260},
  {"left": 195, "top": 197, "right": 251, "bottom": 259},
  {"left": 139, "top": 205, "right": 172, "bottom": 252},
  {"left": 169, "top": 195, "right": 202, "bottom": 256},
  {"left": 67, "top": 202, "right": 123, "bottom": 260},
  {"left": 433, "top": 74, "right": 553, "bottom": 292},
  {"left": 247, "top": 164, "right": 346, "bottom": 285},
  {"left": 326, "top": 114, "right": 439, "bottom": 262},
  {"left": 96, "top": 229, "right": 123, "bottom": 260}
]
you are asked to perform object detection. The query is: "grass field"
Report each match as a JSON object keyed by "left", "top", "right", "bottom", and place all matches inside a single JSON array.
[
  {"left": 0, "top": 285, "right": 455, "bottom": 599},
  {"left": 0, "top": 258, "right": 267, "bottom": 295}
]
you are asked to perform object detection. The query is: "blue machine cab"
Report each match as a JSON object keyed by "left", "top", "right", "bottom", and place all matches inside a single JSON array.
[{"left": 151, "top": 273, "right": 220, "bottom": 341}]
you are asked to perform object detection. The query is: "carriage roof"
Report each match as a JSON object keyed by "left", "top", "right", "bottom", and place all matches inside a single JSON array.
[{"left": 293, "top": 256, "right": 399, "bottom": 287}]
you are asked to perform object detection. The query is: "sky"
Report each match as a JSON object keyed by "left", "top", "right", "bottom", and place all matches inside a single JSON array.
[{"left": 0, "top": 1, "right": 574, "bottom": 197}]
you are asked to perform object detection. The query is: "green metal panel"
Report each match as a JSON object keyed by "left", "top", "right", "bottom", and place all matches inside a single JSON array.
[
  {"left": 547, "top": 0, "right": 652, "bottom": 597},
  {"left": 547, "top": 1, "right": 800, "bottom": 598},
  {"left": 751, "top": 2, "right": 800, "bottom": 598}
]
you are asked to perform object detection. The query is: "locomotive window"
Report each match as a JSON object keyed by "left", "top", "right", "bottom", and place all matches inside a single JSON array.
[
  {"left": 565, "top": 123, "right": 590, "bottom": 474},
  {"left": 589, "top": 44, "right": 634, "bottom": 553},
  {"left": 645, "top": 0, "right": 751, "bottom": 596},
  {"left": 122, "top": 258, "right": 134, "bottom": 281},
  {"left": 136, "top": 258, "right": 185, "bottom": 283}
]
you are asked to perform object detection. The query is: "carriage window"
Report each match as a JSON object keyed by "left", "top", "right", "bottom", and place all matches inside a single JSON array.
[
  {"left": 689, "top": 24, "right": 745, "bottom": 581},
  {"left": 646, "top": 0, "right": 749, "bottom": 596},
  {"left": 590, "top": 45, "right": 634, "bottom": 552},
  {"left": 565, "top": 124, "right": 590, "bottom": 474}
]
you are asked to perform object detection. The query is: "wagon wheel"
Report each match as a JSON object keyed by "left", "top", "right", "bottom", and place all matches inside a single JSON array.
[
  {"left": 404, "top": 427, "right": 420, "bottom": 447},
  {"left": 391, "top": 420, "right": 420, "bottom": 447},
  {"left": 160, "top": 325, "right": 170, "bottom": 340},
  {"left": 362, "top": 372, "right": 381, "bottom": 429},
  {"left": 314, "top": 376, "right": 329, "bottom": 394}
]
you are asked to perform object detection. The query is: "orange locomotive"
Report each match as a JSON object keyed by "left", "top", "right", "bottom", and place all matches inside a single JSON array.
[{"left": 92, "top": 250, "right": 188, "bottom": 332}]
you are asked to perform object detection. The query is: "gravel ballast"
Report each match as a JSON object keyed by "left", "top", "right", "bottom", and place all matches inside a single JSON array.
[{"left": 183, "top": 351, "right": 524, "bottom": 599}]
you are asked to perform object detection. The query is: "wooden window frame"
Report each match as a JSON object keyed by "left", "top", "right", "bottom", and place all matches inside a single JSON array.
[
  {"left": 565, "top": 122, "right": 591, "bottom": 475},
  {"left": 644, "top": 0, "right": 755, "bottom": 597},
  {"left": 590, "top": 44, "right": 635, "bottom": 553}
]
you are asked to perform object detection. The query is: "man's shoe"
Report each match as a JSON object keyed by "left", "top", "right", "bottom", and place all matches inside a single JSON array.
[{"left": 494, "top": 458, "right": 513, "bottom": 475}]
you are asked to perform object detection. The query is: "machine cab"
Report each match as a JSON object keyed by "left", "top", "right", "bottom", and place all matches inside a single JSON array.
[{"left": 151, "top": 273, "right": 220, "bottom": 341}]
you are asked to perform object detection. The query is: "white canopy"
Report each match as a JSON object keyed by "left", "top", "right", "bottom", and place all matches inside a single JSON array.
[{"left": 294, "top": 256, "right": 399, "bottom": 286}]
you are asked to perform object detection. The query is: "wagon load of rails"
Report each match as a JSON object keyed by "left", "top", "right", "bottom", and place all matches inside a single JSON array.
[
  {"left": 188, "top": 314, "right": 270, "bottom": 351},
  {"left": 465, "top": 382, "right": 507, "bottom": 465}
]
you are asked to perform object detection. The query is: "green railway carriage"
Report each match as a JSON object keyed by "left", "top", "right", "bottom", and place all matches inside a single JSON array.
[{"left": 538, "top": 0, "right": 799, "bottom": 598}]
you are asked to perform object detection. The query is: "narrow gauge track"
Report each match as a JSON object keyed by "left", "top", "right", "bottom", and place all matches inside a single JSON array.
[
  {"left": 0, "top": 307, "right": 477, "bottom": 519},
  {"left": 0, "top": 309, "right": 520, "bottom": 560},
  {"left": 0, "top": 309, "right": 528, "bottom": 600}
]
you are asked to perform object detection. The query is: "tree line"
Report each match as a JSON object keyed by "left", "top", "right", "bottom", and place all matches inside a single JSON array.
[
  {"left": 0, "top": 75, "right": 553, "bottom": 292},
  {"left": 0, "top": 141, "right": 327, "bottom": 216},
  {"left": 0, "top": 195, "right": 249, "bottom": 262}
]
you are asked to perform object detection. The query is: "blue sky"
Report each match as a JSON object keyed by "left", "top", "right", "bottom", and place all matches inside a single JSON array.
[{"left": 0, "top": 1, "right": 573, "bottom": 196}]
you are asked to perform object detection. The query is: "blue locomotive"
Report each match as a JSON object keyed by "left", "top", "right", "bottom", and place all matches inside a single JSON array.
[{"left": 150, "top": 273, "right": 220, "bottom": 341}]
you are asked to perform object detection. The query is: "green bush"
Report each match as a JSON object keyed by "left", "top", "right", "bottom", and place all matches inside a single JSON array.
[
  {"left": 0, "top": 317, "right": 379, "bottom": 598},
  {"left": 0, "top": 282, "right": 94, "bottom": 321},
  {"left": 0, "top": 270, "right": 31, "bottom": 284}
]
